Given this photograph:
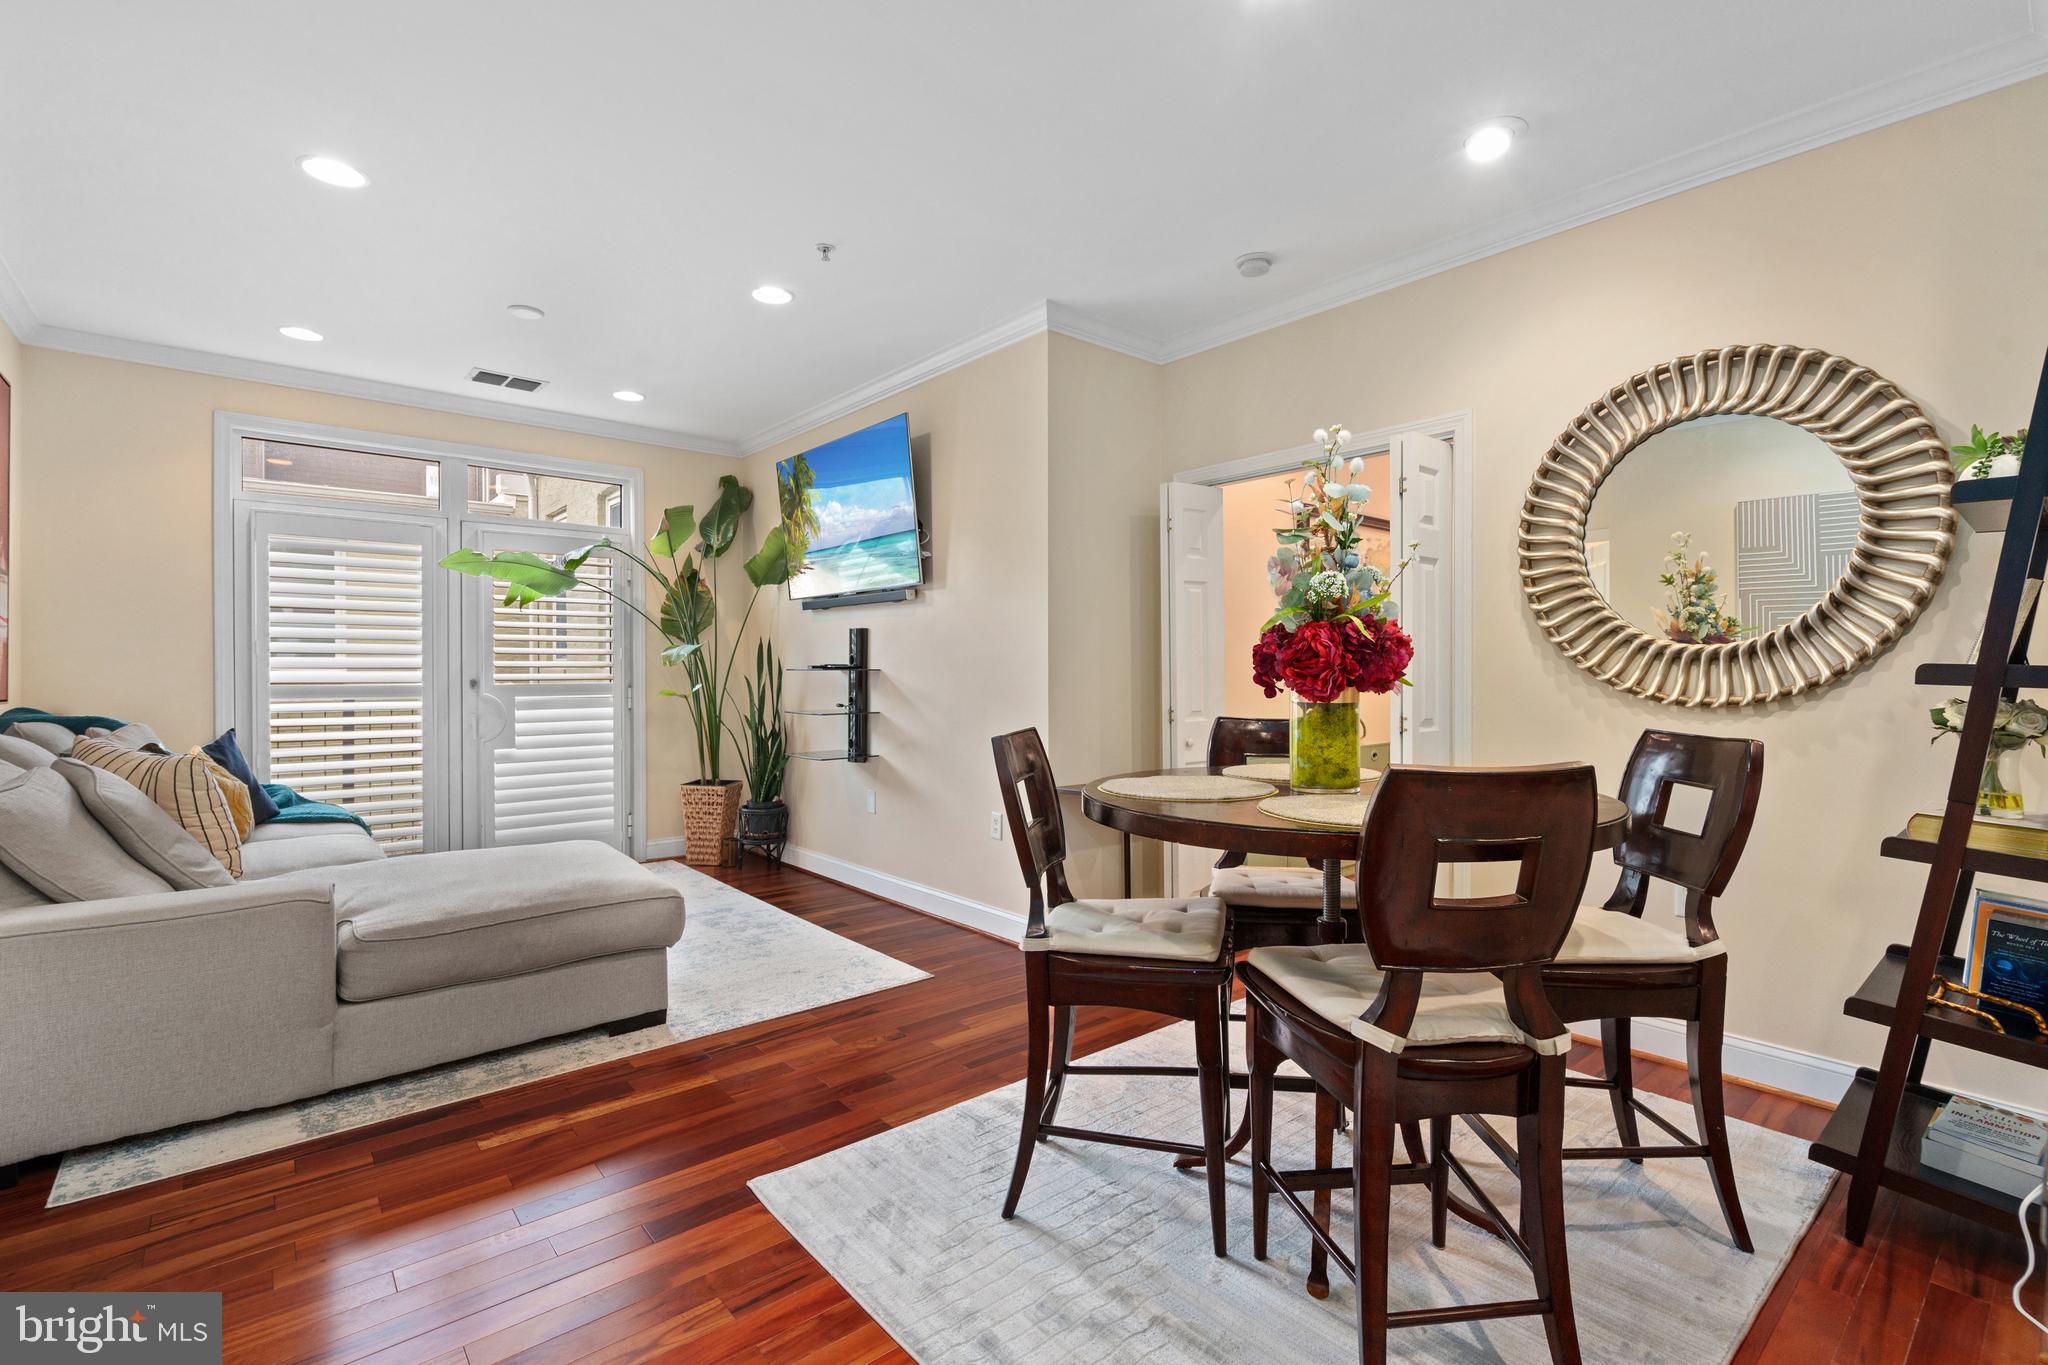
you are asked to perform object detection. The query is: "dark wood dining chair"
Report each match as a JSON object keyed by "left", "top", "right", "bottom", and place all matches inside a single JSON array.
[
  {"left": 1202, "top": 717, "right": 1358, "bottom": 944},
  {"left": 1242, "top": 763, "right": 1598, "bottom": 1365},
  {"left": 1534, "top": 729, "right": 1764, "bottom": 1251},
  {"left": 991, "top": 728, "right": 1236, "bottom": 1254}
]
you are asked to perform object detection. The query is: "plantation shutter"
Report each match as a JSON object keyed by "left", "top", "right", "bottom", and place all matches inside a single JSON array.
[
  {"left": 465, "top": 530, "right": 629, "bottom": 851},
  {"left": 252, "top": 511, "right": 442, "bottom": 853}
]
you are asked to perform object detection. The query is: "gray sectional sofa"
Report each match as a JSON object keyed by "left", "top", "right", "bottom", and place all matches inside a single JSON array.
[{"left": 0, "top": 730, "right": 686, "bottom": 1173}]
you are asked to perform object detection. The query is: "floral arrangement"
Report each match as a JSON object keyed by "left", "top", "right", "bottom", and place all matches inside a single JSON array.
[
  {"left": 1950, "top": 424, "right": 2027, "bottom": 479},
  {"left": 1250, "top": 424, "right": 1415, "bottom": 702},
  {"left": 1931, "top": 696, "right": 2048, "bottom": 753},
  {"left": 1656, "top": 532, "right": 1745, "bottom": 645}
]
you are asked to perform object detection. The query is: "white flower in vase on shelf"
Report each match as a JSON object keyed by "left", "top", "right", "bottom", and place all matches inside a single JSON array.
[{"left": 1932, "top": 696, "right": 2048, "bottom": 820}]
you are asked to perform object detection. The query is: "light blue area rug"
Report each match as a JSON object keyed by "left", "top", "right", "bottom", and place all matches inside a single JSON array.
[
  {"left": 751, "top": 1020, "right": 1832, "bottom": 1364},
  {"left": 50, "top": 862, "right": 928, "bottom": 1206}
]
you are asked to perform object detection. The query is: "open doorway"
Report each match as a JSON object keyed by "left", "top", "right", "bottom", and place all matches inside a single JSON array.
[{"left": 1160, "top": 420, "right": 1470, "bottom": 894}]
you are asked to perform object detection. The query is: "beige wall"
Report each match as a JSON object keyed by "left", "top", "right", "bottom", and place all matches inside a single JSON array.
[
  {"left": 1154, "top": 75, "right": 2048, "bottom": 1109},
  {"left": 12, "top": 347, "right": 739, "bottom": 842},
  {"left": 746, "top": 335, "right": 1053, "bottom": 914},
  {"left": 0, "top": 312, "right": 19, "bottom": 703},
  {"left": 1047, "top": 334, "right": 1166, "bottom": 894}
]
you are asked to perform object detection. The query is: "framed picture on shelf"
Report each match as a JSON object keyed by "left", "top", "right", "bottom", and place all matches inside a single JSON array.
[{"left": 1964, "top": 888, "right": 2048, "bottom": 1037}]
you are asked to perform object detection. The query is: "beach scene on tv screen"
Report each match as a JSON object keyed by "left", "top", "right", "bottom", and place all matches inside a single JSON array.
[{"left": 779, "top": 418, "right": 920, "bottom": 599}]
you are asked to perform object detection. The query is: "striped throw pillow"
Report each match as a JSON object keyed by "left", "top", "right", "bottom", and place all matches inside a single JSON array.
[
  {"left": 70, "top": 736, "right": 244, "bottom": 877},
  {"left": 189, "top": 749, "right": 255, "bottom": 839}
]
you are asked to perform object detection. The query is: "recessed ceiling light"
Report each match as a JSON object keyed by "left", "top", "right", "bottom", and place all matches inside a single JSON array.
[
  {"left": 506, "top": 303, "right": 546, "bottom": 321},
  {"left": 1463, "top": 118, "right": 1525, "bottom": 164},
  {"left": 278, "top": 325, "right": 323, "bottom": 342},
  {"left": 612, "top": 390, "right": 645, "bottom": 403},
  {"left": 297, "top": 155, "right": 368, "bottom": 189},
  {"left": 751, "top": 285, "right": 794, "bottom": 306}
]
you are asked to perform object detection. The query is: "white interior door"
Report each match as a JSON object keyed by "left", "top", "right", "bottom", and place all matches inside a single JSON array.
[
  {"left": 461, "top": 525, "right": 632, "bottom": 851},
  {"left": 1391, "top": 430, "right": 1454, "bottom": 765},
  {"left": 1160, "top": 481, "right": 1226, "bottom": 894}
]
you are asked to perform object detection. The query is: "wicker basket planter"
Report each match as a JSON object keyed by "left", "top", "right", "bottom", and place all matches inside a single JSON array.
[{"left": 679, "top": 780, "right": 743, "bottom": 866}]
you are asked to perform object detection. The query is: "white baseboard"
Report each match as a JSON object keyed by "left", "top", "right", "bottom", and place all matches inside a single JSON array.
[
  {"left": 1613, "top": 1019, "right": 1855, "bottom": 1107},
  {"left": 642, "top": 839, "right": 1022, "bottom": 939},
  {"left": 780, "top": 845, "right": 1025, "bottom": 940}
]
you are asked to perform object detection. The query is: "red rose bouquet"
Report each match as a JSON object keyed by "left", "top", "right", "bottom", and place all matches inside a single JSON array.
[{"left": 1252, "top": 423, "right": 1417, "bottom": 700}]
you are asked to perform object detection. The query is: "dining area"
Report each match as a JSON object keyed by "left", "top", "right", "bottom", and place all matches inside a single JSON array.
[{"left": 993, "top": 714, "right": 1763, "bottom": 1365}]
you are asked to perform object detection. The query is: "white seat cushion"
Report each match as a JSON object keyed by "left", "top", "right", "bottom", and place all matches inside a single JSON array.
[
  {"left": 1247, "top": 943, "right": 1569, "bottom": 1056},
  {"left": 1556, "top": 905, "right": 1725, "bottom": 964},
  {"left": 1023, "top": 897, "right": 1227, "bottom": 962},
  {"left": 1206, "top": 864, "right": 1357, "bottom": 910}
]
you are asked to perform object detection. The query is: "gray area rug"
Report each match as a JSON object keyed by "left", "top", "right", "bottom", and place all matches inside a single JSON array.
[
  {"left": 751, "top": 1020, "right": 1832, "bottom": 1364},
  {"left": 50, "top": 862, "right": 928, "bottom": 1207}
]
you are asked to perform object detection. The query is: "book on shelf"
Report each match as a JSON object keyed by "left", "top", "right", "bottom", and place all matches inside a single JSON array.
[
  {"left": 1965, "top": 890, "right": 2048, "bottom": 1037},
  {"left": 1922, "top": 1095, "right": 2048, "bottom": 1200},
  {"left": 1904, "top": 807, "right": 2048, "bottom": 858}
]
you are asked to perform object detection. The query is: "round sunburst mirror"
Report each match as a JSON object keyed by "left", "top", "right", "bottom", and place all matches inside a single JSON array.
[{"left": 1518, "top": 345, "right": 1955, "bottom": 706}]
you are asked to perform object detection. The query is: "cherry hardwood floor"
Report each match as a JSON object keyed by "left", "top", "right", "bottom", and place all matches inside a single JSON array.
[{"left": 0, "top": 861, "right": 2040, "bottom": 1363}]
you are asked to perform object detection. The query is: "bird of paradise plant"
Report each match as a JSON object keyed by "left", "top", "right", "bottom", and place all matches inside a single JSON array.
[{"left": 442, "top": 474, "right": 792, "bottom": 785}]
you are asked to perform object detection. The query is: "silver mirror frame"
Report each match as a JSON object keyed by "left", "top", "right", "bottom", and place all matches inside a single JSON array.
[{"left": 1519, "top": 344, "right": 1955, "bottom": 706}]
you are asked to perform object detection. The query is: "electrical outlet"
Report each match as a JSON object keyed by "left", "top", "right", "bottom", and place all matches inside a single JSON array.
[
  {"left": 865, "top": 788, "right": 877, "bottom": 815},
  {"left": 990, "top": 810, "right": 1003, "bottom": 840}
]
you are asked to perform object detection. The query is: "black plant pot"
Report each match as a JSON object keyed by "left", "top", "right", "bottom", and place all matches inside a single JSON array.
[{"left": 736, "top": 799, "right": 789, "bottom": 867}]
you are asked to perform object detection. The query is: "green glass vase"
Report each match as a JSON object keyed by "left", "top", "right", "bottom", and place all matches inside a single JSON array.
[{"left": 1289, "top": 689, "right": 1361, "bottom": 793}]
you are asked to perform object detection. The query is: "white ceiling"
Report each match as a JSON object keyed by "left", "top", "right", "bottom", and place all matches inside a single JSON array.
[{"left": 1, "top": 1, "right": 2043, "bottom": 456}]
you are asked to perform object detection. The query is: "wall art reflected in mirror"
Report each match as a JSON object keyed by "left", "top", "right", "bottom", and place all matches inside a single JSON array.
[
  {"left": 1520, "top": 345, "right": 1956, "bottom": 706},
  {"left": 1587, "top": 415, "right": 1854, "bottom": 646}
]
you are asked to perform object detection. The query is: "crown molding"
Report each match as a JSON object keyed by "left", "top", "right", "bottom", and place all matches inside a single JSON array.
[
  {"left": 737, "top": 302, "right": 1054, "bottom": 455},
  {"left": 1153, "top": 20, "right": 2048, "bottom": 362},
  {"left": 23, "top": 323, "right": 742, "bottom": 456},
  {"left": 0, "top": 249, "right": 40, "bottom": 347},
  {"left": 1043, "top": 302, "right": 1168, "bottom": 363}
]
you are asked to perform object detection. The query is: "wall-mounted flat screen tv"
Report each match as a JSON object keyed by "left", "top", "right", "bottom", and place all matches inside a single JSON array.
[{"left": 778, "top": 412, "right": 922, "bottom": 603}]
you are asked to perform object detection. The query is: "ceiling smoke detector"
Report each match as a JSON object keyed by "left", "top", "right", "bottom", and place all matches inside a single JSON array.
[
  {"left": 506, "top": 303, "right": 546, "bottom": 321},
  {"left": 1235, "top": 252, "right": 1275, "bottom": 279}
]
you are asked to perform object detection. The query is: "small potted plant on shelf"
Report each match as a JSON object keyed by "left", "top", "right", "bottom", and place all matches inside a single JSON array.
[
  {"left": 441, "top": 474, "right": 793, "bottom": 865},
  {"left": 1932, "top": 695, "right": 2048, "bottom": 820},
  {"left": 734, "top": 639, "right": 790, "bottom": 865},
  {"left": 1950, "top": 424, "right": 2026, "bottom": 480}
]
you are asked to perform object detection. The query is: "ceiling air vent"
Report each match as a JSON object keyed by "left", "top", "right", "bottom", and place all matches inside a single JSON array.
[{"left": 469, "top": 367, "right": 547, "bottom": 393}]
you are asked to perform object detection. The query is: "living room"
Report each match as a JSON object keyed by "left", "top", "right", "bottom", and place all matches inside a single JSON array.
[{"left": 0, "top": 4, "right": 2045, "bottom": 1362}]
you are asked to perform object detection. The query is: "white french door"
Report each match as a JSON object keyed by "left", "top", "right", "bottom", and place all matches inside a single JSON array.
[
  {"left": 1160, "top": 481, "right": 1226, "bottom": 894},
  {"left": 460, "top": 524, "right": 632, "bottom": 851},
  {"left": 217, "top": 413, "right": 645, "bottom": 858},
  {"left": 244, "top": 507, "right": 447, "bottom": 853},
  {"left": 1388, "top": 430, "right": 1454, "bottom": 766}
]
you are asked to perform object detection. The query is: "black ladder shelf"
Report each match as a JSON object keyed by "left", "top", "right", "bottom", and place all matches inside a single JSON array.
[{"left": 1806, "top": 348, "right": 2048, "bottom": 1241}]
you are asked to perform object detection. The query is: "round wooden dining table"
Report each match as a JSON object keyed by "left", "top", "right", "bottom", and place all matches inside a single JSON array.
[{"left": 1080, "top": 766, "right": 1630, "bottom": 933}]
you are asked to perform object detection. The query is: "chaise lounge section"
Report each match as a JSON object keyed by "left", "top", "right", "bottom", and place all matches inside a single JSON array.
[{"left": 0, "top": 731, "right": 686, "bottom": 1174}]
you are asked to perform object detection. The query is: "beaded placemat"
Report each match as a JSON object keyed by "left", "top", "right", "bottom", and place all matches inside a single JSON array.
[{"left": 1098, "top": 773, "right": 1277, "bottom": 802}]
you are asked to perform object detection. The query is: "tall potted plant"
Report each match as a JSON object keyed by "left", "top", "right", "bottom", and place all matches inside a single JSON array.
[
  {"left": 735, "top": 638, "right": 790, "bottom": 864},
  {"left": 442, "top": 474, "right": 793, "bottom": 865}
]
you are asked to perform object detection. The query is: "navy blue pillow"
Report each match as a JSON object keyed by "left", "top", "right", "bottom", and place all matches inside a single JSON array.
[{"left": 203, "top": 727, "right": 279, "bottom": 824}]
